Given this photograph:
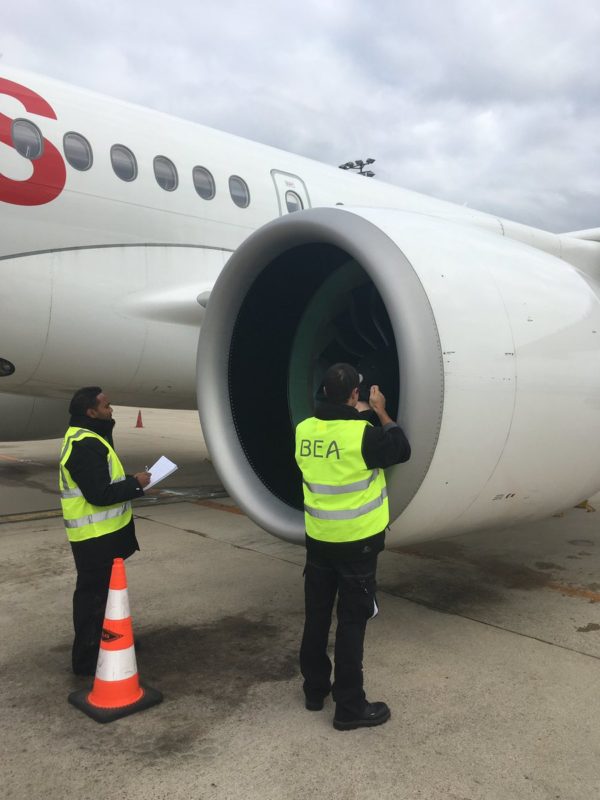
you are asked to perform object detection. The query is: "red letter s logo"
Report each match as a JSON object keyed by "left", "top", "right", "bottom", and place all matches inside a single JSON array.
[{"left": 0, "top": 77, "right": 66, "bottom": 206}]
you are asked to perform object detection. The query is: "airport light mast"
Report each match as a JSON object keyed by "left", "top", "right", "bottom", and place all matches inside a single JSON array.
[{"left": 338, "top": 158, "right": 376, "bottom": 177}]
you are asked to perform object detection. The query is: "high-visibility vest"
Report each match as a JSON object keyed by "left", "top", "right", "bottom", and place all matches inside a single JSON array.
[
  {"left": 295, "top": 416, "right": 389, "bottom": 542},
  {"left": 59, "top": 426, "right": 133, "bottom": 543}
]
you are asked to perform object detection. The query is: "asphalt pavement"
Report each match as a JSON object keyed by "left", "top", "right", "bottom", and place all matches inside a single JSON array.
[{"left": 1, "top": 406, "right": 599, "bottom": 800}]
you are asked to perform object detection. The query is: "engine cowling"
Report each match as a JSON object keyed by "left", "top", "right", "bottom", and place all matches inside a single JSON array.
[
  {"left": 0, "top": 392, "right": 67, "bottom": 440},
  {"left": 197, "top": 207, "right": 600, "bottom": 546}
]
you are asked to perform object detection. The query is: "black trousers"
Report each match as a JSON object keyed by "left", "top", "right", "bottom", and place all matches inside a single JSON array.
[
  {"left": 71, "top": 562, "right": 113, "bottom": 674},
  {"left": 300, "top": 552, "right": 379, "bottom": 720}
]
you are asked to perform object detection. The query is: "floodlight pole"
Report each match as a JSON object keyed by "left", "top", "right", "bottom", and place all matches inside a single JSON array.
[{"left": 338, "top": 158, "right": 376, "bottom": 177}]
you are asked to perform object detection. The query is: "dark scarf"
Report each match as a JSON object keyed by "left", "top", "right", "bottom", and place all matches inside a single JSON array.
[
  {"left": 315, "top": 402, "right": 379, "bottom": 426},
  {"left": 69, "top": 414, "right": 116, "bottom": 447}
]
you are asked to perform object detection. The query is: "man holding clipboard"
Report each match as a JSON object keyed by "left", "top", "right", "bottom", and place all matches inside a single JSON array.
[{"left": 59, "top": 387, "right": 153, "bottom": 676}]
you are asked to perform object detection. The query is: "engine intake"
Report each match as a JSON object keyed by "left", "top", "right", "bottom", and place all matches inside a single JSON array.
[{"left": 197, "top": 208, "right": 443, "bottom": 544}]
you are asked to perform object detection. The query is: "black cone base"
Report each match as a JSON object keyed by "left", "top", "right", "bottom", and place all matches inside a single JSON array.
[{"left": 68, "top": 683, "right": 163, "bottom": 723}]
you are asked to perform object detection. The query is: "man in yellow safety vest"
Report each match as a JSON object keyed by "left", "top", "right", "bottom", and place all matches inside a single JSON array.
[
  {"left": 59, "top": 387, "right": 151, "bottom": 676},
  {"left": 295, "top": 363, "right": 410, "bottom": 730}
]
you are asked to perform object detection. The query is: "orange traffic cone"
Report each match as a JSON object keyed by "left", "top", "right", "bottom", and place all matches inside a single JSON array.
[
  {"left": 135, "top": 410, "right": 143, "bottom": 428},
  {"left": 68, "top": 558, "right": 162, "bottom": 723}
]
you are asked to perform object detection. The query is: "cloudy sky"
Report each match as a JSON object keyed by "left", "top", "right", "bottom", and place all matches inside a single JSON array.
[{"left": 2, "top": 0, "right": 599, "bottom": 232}]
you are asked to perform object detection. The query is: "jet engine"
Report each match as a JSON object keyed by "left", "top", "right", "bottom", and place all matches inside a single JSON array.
[{"left": 197, "top": 207, "right": 600, "bottom": 547}]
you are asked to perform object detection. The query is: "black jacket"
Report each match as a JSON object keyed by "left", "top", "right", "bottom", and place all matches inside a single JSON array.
[
  {"left": 304, "top": 402, "right": 411, "bottom": 561},
  {"left": 65, "top": 415, "right": 143, "bottom": 571}
]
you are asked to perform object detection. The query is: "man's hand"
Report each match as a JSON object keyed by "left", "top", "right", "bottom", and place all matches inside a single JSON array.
[
  {"left": 369, "top": 385, "right": 393, "bottom": 426},
  {"left": 369, "top": 385, "right": 386, "bottom": 413},
  {"left": 134, "top": 471, "right": 152, "bottom": 488}
]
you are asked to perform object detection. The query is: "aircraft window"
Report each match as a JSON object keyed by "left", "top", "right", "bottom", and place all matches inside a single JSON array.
[
  {"left": 110, "top": 144, "right": 138, "bottom": 182},
  {"left": 154, "top": 156, "right": 178, "bottom": 192},
  {"left": 229, "top": 175, "right": 250, "bottom": 208},
  {"left": 285, "top": 190, "right": 303, "bottom": 213},
  {"left": 63, "top": 132, "right": 93, "bottom": 171},
  {"left": 193, "top": 166, "right": 215, "bottom": 200},
  {"left": 11, "top": 118, "right": 43, "bottom": 160}
]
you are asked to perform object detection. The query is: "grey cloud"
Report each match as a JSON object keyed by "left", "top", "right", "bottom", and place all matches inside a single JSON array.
[{"left": 1, "top": 0, "right": 599, "bottom": 231}]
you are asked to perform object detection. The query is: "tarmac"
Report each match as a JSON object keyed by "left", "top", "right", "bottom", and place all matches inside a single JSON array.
[{"left": 1, "top": 406, "right": 599, "bottom": 800}]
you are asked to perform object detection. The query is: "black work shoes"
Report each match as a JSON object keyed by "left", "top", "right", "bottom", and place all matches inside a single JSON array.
[
  {"left": 305, "top": 697, "right": 325, "bottom": 711},
  {"left": 304, "top": 690, "right": 330, "bottom": 711},
  {"left": 333, "top": 701, "right": 391, "bottom": 731}
]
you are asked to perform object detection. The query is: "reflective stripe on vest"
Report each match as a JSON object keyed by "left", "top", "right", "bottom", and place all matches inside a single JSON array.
[
  {"left": 304, "top": 486, "right": 388, "bottom": 520},
  {"left": 303, "top": 468, "right": 381, "bottom": 495},
  {"left": 295, "top": 416, "right": 389, "bottom": 543},
  {"left": 63, "top": 502, "right": 132, "bottom": 529},
  {"left": 60, "top": 474, "right": 125, "bottom": 501},
  {"left": 61, "top": 487, "right": 83, "bottom": 499},
  {"left": 59, "top": 427, "right": 132, "bottom": 543}
]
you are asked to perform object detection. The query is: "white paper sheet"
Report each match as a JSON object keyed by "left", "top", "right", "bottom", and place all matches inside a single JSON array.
[{"left": 145, "top": 455, "right": 178, "bottom": 490}]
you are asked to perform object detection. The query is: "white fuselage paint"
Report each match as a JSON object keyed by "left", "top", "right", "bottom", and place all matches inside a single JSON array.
[{"left": 1, "top": 66, "right": 599, "bottom": 414}]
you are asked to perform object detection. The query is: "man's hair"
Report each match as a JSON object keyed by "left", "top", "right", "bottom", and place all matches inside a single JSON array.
[
  {"left": 323, "top": 363, "right": 360, "bottom": 404},
  {"left": 69, "top": 386, "right": 102, "bottom": 417}
]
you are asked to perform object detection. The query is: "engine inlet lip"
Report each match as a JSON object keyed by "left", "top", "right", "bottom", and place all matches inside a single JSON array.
[{"left": 197, "top": 207, "right": 444, "bottom": 541}]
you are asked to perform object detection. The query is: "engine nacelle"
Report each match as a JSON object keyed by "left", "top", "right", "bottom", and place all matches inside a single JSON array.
[
  {"left": 0, "top": 392, "right": 67, "bottom": 440},
  {"left": 197, "top": 207, "right": 600, "bottom": 546}
]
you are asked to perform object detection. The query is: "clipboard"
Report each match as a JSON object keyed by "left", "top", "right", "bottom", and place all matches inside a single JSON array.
[{"left": 145, "top": 455, "right": 178, "bottom": 490}]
